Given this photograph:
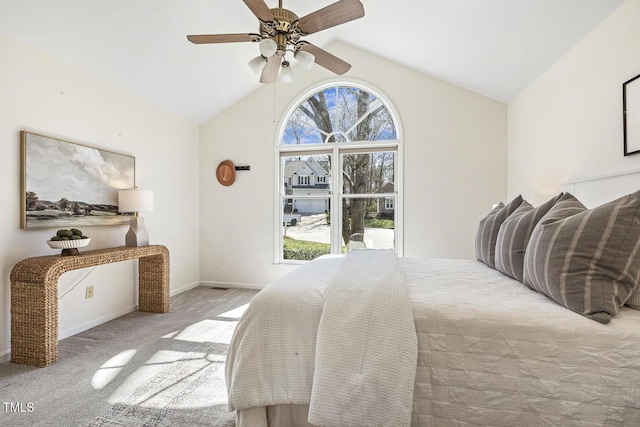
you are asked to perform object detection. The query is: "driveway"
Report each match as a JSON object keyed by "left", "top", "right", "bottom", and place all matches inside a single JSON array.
[{"left": 285, "top": 214, "right": 394, "bottom": 249}]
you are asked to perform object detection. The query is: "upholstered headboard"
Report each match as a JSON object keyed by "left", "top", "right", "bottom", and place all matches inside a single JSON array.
[{"left": 560, "top": 169, "right": 640, "bottom": 208}]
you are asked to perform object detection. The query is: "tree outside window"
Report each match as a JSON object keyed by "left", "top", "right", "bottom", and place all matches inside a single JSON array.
[{"left": 278, "top": 82, "right": 401, "bottom": 262}]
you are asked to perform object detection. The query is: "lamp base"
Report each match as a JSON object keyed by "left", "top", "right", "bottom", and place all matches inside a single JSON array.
[{"left": 125, "top": 216, "right": 149, "bottom": 247}]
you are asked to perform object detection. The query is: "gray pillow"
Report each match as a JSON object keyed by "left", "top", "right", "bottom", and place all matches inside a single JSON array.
[
  {"left": 475, "top": 195, "right": 523, "bottom": 268},
  {"left": 494, "top": 194, "right": 562, "bottom": 282},
  {"left": 522, "top": 191, "right": 640, "bottom": 324},
  {"left": 627, "top": 291, "right": 640, "bottom": 309}
]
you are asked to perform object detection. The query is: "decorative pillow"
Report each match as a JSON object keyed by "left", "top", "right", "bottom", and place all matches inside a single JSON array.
[
  {"left": 522, "top": 191, "right": 640, "bottom": 324},
  {"left": 475, "top": 195, "right": 523, "bottom": 268},
  {"left": 494, "top": 193, "right": 563, "bottom": 282},
  {"left": 627, "top": 275, "right": 640, "bottom": 308},
  {"left": 475, "top": 202, "right": 503, "bottom": 266}
]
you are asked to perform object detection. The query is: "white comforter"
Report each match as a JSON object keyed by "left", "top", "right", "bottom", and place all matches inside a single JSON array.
[
  {"left": 227, "top": 256, "right": 640, "bottom": 426},
  {"left": 309, "top": 250, "right": 416, "bottom": 426},
  {"left": 403, "top": 258, "right": 640, "bottom": 426},
  {"left": 225, "top": 250, "right": 417, "bottom": 426}
]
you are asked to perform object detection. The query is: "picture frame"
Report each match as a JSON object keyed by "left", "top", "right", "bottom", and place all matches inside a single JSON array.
[
  {"left": 21, "top": 131, "right": 135, "bottom": 229},
  {"left": 623, "top": 73, "right": 640, "bottom": 156}
]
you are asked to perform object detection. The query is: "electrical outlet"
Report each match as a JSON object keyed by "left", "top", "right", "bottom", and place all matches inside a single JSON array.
[
  {"left": 259, "top": 261, "right": 265, "bottom": 270},
  {"left": 85, "top": 285, "right": 94, "bottom": 299}
]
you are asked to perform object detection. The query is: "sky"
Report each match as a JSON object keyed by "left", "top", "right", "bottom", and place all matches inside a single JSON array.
[{"left": 25, "top": 133, "right": 134, "bottom": 205}]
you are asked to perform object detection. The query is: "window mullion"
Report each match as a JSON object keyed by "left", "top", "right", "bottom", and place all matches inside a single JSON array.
[{"left": 331, "top": 144, "right": 341, "bottom": 254}]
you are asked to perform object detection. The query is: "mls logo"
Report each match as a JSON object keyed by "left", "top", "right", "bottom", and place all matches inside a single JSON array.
[{"left": 3, "top": 402, "right": 34, "bottom": 413}]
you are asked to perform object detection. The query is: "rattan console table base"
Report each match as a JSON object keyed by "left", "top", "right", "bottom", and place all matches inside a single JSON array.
[{"left": 10, "top": 245, "right": 170, "bottom": 367}]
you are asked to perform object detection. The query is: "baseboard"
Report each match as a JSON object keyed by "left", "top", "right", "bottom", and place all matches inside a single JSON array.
[
  {"left": 58, "top": 305, "right": 138, "bottom": 340},
  {"left": 199, "top": 280, "right": 265, "bottom": 290},
  {"left": 170, "top": 281, "right": 201, "bottom": 296},
  {"left": 0, "top": 349, "right": 10, "bottom": 364}
]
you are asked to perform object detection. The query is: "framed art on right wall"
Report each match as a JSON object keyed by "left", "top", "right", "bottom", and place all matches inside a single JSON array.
[{"left": 623, "top": 73, "right": 640, "bottom": 156}]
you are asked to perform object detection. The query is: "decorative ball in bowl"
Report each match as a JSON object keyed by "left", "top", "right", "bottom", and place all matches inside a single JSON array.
[{"left": 47, "top": 229, "right": 90, "bottom": 256}]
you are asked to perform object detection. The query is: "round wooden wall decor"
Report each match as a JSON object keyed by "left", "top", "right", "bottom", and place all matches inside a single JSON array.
[{"left": 216, "top": 160, "right": 236, "bottom": 186}]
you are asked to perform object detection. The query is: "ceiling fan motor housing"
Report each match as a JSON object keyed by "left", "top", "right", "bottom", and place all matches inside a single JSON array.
[
  {"left": 260, "top": 8, "right": 301, "bottom": 50},
  {"left": 273, "top": 8, "right": 297, "bottom": 31}
]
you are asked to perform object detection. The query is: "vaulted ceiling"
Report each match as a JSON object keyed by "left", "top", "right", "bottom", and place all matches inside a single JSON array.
[{"left": 0, "top": 0, "right": 625, "bottom": 124}]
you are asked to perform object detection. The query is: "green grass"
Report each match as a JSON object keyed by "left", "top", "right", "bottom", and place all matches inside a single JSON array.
[
  {"left": 283, "top": 236, "right": 331, "bottom": 260},
  {"left": 283, "top": 218, "right": 393, "bottom": 260},
  {"left": 365, "top": 218, "right": 394, "bottom": 229}
]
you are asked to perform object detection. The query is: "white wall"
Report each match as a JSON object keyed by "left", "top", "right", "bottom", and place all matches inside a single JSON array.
[
  {"left": 199, "top": 42, "right": 507, "bottom": 287},
  {"left": 0, "top": 35, "right": 200, "bottom": 361},
  {"left": 508, "top": 0, "right": 638, "bottom": 204}
]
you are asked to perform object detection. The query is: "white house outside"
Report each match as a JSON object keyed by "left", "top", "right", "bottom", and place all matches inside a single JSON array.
[{"left": 283, "top": 157, "right": 331, "bottom": 214}]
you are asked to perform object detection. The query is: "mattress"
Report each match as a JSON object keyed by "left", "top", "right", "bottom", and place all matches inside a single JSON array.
[{"left": 229, "top": 256, "right": 640, "bottom": 426}]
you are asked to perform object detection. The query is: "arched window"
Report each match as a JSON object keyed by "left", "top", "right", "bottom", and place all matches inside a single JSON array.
[{"left": 276, "top": 80, "right": 402, "bottom": 263}]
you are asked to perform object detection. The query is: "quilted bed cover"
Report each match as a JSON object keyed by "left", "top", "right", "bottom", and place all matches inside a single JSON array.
[{"left": 228, "top": 256, "right": 640, "bottom": 426}]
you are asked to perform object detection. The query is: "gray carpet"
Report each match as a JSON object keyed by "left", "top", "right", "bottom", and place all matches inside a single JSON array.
[{"left": 0, "top": 286, "right": 258, "bottom": 427}]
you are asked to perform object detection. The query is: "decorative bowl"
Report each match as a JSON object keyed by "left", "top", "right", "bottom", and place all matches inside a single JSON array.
[{"left": 46, "top": 238, "right": 91, "bottom": 249}]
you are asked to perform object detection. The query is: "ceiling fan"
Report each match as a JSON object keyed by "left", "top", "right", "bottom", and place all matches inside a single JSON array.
[{"left": 187, "top": 0, "right": 365, "bottom": 84}]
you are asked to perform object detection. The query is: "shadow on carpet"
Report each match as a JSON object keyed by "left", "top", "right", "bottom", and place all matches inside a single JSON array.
[{"left": 85, "top": 341, "right": 235, "bottom": 427}]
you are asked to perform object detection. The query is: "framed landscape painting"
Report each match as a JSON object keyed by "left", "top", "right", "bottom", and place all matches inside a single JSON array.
[{"left": 21, "top": 131, "right": 135, "bottom": 229}]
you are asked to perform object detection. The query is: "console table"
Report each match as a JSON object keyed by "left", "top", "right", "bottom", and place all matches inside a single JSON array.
[{"left": 10, "top": 245, "right": 170, "bottom": 367}]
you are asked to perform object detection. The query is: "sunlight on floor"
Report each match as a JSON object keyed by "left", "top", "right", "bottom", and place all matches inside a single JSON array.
[
  {"left": 106, "top": 350, "right": 190, "bottom": 404},
  {"left": 218, "top": 303, "right": 250, "bottom": 319},
  {"left": 98, "top": 302, "right": 250, "bottom": 409},
  {"left": 162, "top": 319, "right": 237, "bottom": 344},
  {"left": 91, "top": 349, "right": 137, "bottom": 390}
]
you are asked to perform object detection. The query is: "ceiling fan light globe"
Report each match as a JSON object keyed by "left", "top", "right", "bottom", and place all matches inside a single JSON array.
[
  {"left": 259, "top": 38, "right": 278, "bottom": 57},
  {"left": 295, "top": 50, "right": 315, "bottom": 69},
  {"left": 281, "top": 64, "right": 294, "bottom": 83},
  {"left": 248, "top": 55, "right": 267, "bottom": 75}
]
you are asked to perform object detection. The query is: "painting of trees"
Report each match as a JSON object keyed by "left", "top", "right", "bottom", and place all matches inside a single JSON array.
[
  {"left": 21, "top": 131, "right": 135, "bottom": 229},
  {"left": 26, "top": 191, "right": 39, "bottom": 210}
]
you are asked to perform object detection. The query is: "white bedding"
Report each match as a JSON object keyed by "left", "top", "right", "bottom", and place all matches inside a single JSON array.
[
  {"left": 226, "top": 251, "right": 416, "bottom": 427},
  {"left": 309, "top": 250, "right": 416, "bottom": 426},
  {"left": 227, "top": 256, "right": 640, "bottom": 426}
]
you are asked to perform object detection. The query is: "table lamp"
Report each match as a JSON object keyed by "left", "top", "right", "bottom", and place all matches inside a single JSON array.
[{"left": 118, "top": 189, "right": 154, "bottom": 247}]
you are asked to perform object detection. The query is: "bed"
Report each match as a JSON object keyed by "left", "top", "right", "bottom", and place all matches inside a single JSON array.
[{"left": 225, "top": 172, "right": 640, "bottom": 426}]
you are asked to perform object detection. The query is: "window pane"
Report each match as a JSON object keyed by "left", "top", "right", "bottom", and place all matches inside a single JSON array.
[
  {"left": 342, "top": 197, "right": 395, "bottom": 252},
  {"left": 282, "top": 154, "right": 332, "bottom": 195},
  {"left": 282, "top": 85, "right": 397, "bottom": 145},
  {"left": 342, "top": 151, "right": 395, "bottom": 194},
  {"left": 282, "top": 107, "right": 325, "bottom": 145},
  {"left": 283, "top": 198, "right": 331, "bottom": 261},
  {"left": 368, "top": 106, "right": 397, "bottom": 141}
]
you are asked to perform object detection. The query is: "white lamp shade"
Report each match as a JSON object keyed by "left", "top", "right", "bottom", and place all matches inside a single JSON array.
[
  {"left": 118, "top": 189, "right": 154, "bottom": 213},
  {"left": 280, "top": 65, "right": 294, "bottom": 83},
  {"left": 295, "top": 50, "right": 315, "bottom": 69},
  {"left": 248, "top": 55, "right": 266, "bottom": 75},
  {"left": 259, "top": 38, "right": 277, "bottom": 57}
]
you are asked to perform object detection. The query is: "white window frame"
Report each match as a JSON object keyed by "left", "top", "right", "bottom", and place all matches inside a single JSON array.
[
  {"left": 385, "top": 197, "right": 394, "bottom": 210},
  {"left": 298, "top": 175, "right": 310, "bottom": 186},
  {"left": 275, "top": 79, "right": 404, "bottom": 264}
]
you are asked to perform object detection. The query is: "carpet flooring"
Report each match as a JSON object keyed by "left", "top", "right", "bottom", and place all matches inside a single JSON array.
[{"left": 0, "top": 286, "right": 258, "bottom": 427}]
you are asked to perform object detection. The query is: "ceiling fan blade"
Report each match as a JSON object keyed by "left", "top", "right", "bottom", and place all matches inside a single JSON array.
[
  {"left": 260, "top": 54, "right": 283, "bottom": 83},
  {"left": 297, "top": 0, "right": 365, "bottom": 35},
  {"left": 187, "top": 33, "right": 260, "bottom": 44},
  {"left": 299, "top": 43, "right": 351, "bottom": 75},
  {"left": 243, "top": 0, "right": 275, "bottom": 22}
]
